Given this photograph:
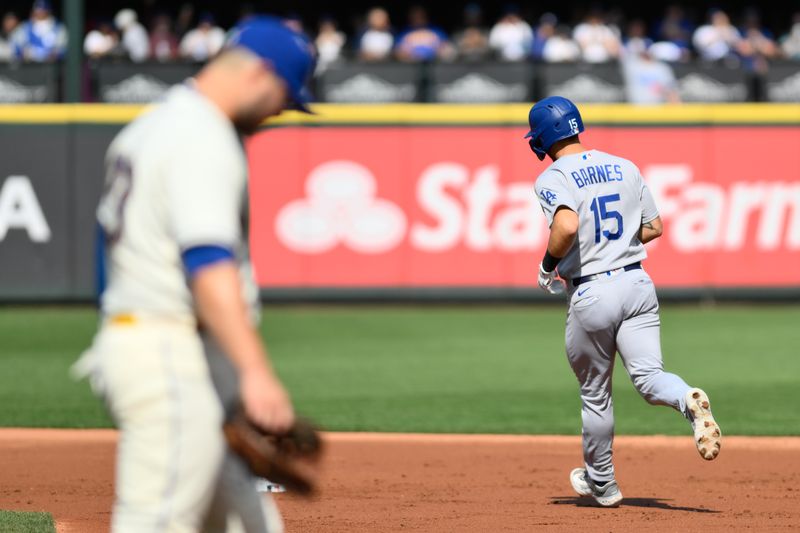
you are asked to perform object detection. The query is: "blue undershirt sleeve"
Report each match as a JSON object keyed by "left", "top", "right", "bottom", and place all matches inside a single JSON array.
[{"left": 181, "top": 245, "right": 235, "bottom": 278}]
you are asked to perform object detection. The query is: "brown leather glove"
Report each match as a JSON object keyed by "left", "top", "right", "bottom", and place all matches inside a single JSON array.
[{"left": 224, "top": 411, "right": 323, "bottom": 496}]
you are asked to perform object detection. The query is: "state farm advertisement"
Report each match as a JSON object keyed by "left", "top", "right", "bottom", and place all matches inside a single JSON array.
[{"left": 247, "top": 127, "right": 800, "bottom": 288}]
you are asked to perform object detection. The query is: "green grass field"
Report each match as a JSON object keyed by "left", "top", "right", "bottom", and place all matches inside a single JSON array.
[
  {"left": 0, "top": 305, "right": 798, "bottom": 435},
  {"left": 0, "top": 511, "right": 55, "bottom": 533}
]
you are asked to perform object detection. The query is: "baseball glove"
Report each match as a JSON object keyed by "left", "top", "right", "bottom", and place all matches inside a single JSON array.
[{"left": 223, "top": 411, "right": 323, "bottom": 495}]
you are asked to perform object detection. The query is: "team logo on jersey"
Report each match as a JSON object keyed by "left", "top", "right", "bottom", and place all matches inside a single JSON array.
[
  {"left": 539, "top": 188, "right": 557, "bottom": 207},
  {"left": 276, "top": 161, "right": 407, "bottom": 254}
]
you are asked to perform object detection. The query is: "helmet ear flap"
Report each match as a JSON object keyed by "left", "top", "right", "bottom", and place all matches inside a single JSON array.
[{"left": 529, "top": 137, "right": 546, "bottom": 161}]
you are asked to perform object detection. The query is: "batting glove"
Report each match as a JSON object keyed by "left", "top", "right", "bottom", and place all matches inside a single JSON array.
[{"left": 538, "top": 263, "right": 565, "bottom": 295}]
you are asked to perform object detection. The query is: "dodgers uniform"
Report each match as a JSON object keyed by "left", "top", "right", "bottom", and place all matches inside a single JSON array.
[
  {"left": 527, "top": 97, "right": 720, "bottom": 508},
  {"left": 535, "top": 149, "right": 696, "bottom": 484}
]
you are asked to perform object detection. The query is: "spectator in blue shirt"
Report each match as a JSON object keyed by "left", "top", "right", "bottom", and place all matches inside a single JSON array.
[
  {"left": 738, "top": 8, "right": 779, "bottom": 72},
  {"left": 531, "top": 12, "right": 558, "bottom": 61},
  {"left": 395, "top": 5, "right": 454, "bottom": 62},
  {"left": 653, "top": 5, "right": 693, "bottom": 49},
  {"left": 692, "top": 9, "right": 742, "bottom": 62},
  {"left": 649, "top": 5, "right": 693, "bottom": 62},
  {"left": 12, "top": 0, "right": 67, "bottom": 62},
  {"left": 624, "top": 19, "right": 653, "bottom": 56}
]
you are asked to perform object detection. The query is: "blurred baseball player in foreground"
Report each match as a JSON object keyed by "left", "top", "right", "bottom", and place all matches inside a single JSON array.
[
  {"left": 73, "top": 16, "right": 315, "bottom": 532},
  {"left": 528, "top": 96, "right": 721, "bottom": 507}
]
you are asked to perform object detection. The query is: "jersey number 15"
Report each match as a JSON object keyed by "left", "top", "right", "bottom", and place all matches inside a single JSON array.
[{"left": 589, "top": 194, "right": 623, "bottom": 243}]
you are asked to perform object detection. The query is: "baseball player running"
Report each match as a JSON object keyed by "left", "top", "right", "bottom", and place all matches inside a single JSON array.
[
  {"left": 527, "top": 96, "right": 721, "bottom": 507},
  {"left": 73, "top": 17, "right": 315, "bottom": 532}
]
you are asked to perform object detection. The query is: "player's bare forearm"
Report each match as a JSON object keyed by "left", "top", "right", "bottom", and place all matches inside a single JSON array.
[
  {"left": 547, "top": 207, "right": 579, "bottom": 257},
  {"left": 193, "top": 262, "right": 294, "bottom": 431},
  {"left": 191, "top": 262, "right": 275, "bottom": 376},
  {"left": 638, "top": 216, "right": 663, "bottom": 244}
]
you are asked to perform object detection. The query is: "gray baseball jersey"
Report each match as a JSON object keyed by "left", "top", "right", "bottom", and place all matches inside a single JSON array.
[
  {"left": 535, "top": 149, "right": 695, "bottom": 485},
  {"left": 533, "top": 149, "right": 658, "bottom": 280}
]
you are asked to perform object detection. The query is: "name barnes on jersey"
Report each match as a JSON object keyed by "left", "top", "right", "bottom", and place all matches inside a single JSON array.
[
  {"left": 539, "top": 161, "right": 625, "bottom": 208},
  {"left": 569, "top": 163, "right": 624, "bottom": 189}
]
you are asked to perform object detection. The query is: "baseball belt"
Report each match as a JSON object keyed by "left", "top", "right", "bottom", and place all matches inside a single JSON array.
[
  {"left": 571, "top": 262, "right": 642, "bottom": 287},
  {"left": 106, "top": 313, "right": 202, "bottom": 331}
]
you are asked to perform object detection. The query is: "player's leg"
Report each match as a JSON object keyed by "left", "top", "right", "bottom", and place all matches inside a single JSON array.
[
  {"left": 616, "top": 270, "right": 721, "bottom": 460},
  {"left": 565, "top": 284, "right": 621, "bottom": 485},
  {"left": 94, "top": 323, "right": 226, "bottom": 533},
  {"left": 201, "top": 336, "right": 284, "bottom": 532},
  {"left": 202, "top": 452, "right": 284, "bottom": 533},
  {"left": 615, "top": 271, "right": 691, "bottom": 414}
]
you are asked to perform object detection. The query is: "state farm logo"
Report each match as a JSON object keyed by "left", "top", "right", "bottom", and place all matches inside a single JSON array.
[
  {"left": 646, "top": 165, "right": 800, "bottom": 251},
  {"left": 274, "top": 160, "right": 800, "bottom": 257},
  {"left": 276, "top": 161, "right": 407, "bottom": 253},
  {"left": 276, "top": 161, "right": 548, "bottom": 254}
]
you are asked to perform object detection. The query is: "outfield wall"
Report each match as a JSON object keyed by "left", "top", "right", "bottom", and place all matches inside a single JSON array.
[{"left": 1, "top": 104, "right": 799, "bottom": 301}]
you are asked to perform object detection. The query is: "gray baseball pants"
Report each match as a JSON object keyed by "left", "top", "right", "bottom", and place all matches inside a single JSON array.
[
  {"left": 203, "top": 334, "right": 284, "bottom": 533},
  {"left": 564, "top": 267, "right": 692, "bottom": 483}
]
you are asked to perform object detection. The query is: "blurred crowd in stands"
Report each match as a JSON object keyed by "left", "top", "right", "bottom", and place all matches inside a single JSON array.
[{"left": 2, "top": 1, "right": 800, "bottom": 70}]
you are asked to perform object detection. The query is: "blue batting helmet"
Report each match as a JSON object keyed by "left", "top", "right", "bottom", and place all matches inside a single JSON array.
[{"left": 524, "top": 96, "right": 584, "bottom": 161}]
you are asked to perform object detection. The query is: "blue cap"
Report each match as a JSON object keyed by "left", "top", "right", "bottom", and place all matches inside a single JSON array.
[{"left": 226, "top": 16, "right": 316, "bottom": 113}]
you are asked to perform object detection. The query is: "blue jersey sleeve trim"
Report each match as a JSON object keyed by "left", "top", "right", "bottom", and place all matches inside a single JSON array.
[{"left": 182, "top": 245, "right": 235, "bottom": 277}]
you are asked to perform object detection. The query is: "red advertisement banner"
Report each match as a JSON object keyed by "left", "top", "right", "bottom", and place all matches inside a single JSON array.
[{"left": 248, "top": 126, "right": 800, "bottom": 288}]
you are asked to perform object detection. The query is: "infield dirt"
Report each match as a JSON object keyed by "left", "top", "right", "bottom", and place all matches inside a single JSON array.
[{"left": 0, "top": 430, "right": 798, "bottom": 532}]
